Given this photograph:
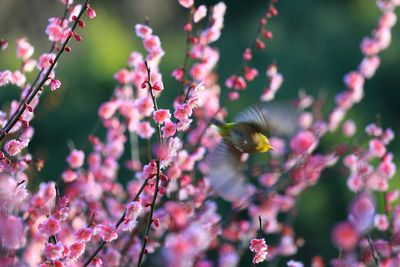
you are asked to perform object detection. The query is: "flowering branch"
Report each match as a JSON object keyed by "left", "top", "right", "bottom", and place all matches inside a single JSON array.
[{"left": 0, "top": 0, "right": 91, "bottom": 143}]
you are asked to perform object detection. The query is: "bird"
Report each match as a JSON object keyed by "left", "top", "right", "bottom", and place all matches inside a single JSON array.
[{"left": 207, "top": 103, "right": 297, "bottom": 203}]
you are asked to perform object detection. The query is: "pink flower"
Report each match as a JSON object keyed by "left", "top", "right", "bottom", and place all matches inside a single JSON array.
[
  {"left": 135, "top": 96, "right": 154, "bottom": 117},
  {"left": 369, "top": 138, "right": 386, "bottom": 158},
  {"left": 98, "top": 101, "right": 119, "bottom": 120},
  {"left": 360, "top": 37, "right": 380, "bottom": 56},
  {"left": 162, "top": 120, "right": 177, "bottom": 138},
  {"left": 374, "top": 214, "right": 389, "bottom": 231},
  {"left": 136, "top": 121, "right": 155, "bottom": 139},
  {"left": 62, "top": 169, "right": 78, "bottom": 182},
  {"left": 44, "top": 242, "right": 64, "bottom": 260},
  {"left": 38, "top": 217, "right": 61, "bottom": 237},
  {"left": 378, "top": 154, "right": 396, "bottom": 178},
  {"left": 86, "top": 4, "right": 97, "bottom": 19},
  {"left": 0, "top": 70, "right": 12, "bottom": 86},
  {"left": 152, "top": 80, "right": 164, "bottom": 91},
  {"left": 332, "top": 222, "right": 358, "bottom": 250},
  {"left": 158, "top": 137, "right": 182, "bottom": 167},
  {"left": 343, "top": 71, "right": 364, "bottom": 91},
  {"left": 178, "top": 0, "right": 194, "bottom": 8},
  {"left": 249, "top": 238, "right": 268, "bottom": 264},
  {"left": 135, "top": 24, "right": 153, "bottom": 38},
  {"left": 143, "top": 35, "right": 161, "bottom": 53},
  {"left": 244, "top": 67, "right": 258, "bottom": 81},
  {"left": 365, "top": 123, "right": 383, "bottom": 136},
  {"left": 342, "top": 120, "right": 356, "bottom": 137},
  {"left": 4, "top": 139, "right": 27, "bottom": 156},
  {"left": 290, "top": 131, "right": 316, "bottom": 154},
  {"left": 0, "top": 215, "right": 26, "bottom": 249},
  {"left": 38, "top": 53, "right": 56, "bottom": 70},
  {"left": 172, "top": 68, "right": 184, "bottom": 82},
  {"left": 381, "top": 128, "right": 394, "bottom": 144},
  {"left": 143, "top": 160, "right": 157, "bottom": 179},
  {"left": 243, "top": 48, "right": 252, "bottom": 61},
  {"left": 94, "top": 224, "right": 118, "bottom": 242},
  {"left": 174, "top": 104, "right": 192, "bottom": 121},
  {"left": 75, "top": 227, "right": 94, "bottom": 243},
  {"left": 153, "top": 109, "right": 171, "bottom": 124},
  {"left": 358, "top": 56, "right": 380, "bottom": 79},
  {"left": 194, "top": 5, "right": 207, "bottom": 23},
  {"left": 11, "top": 70, "right": 26, "bottom": 87},
  {"left": 16, "top": 38, "right": 34, "bottom": 60},
  {"left": 69, "top": 242, "right": 85, "bottom": 261},
  {"left": 114, "top": 69, "right": 131, "bottom": 84},
  {"left": 46, "top": 22, "right": 63, "bottom": 42},
  {"left": 67, "top": 149, "right": 85, "bottom": 169},
  {"left": 50, "top": 79, "right": 61, "bottom": 91}
]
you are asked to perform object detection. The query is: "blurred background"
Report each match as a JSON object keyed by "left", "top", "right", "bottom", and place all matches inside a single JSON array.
[{"left": 1, "top": 0, "right": 399, "bottom": 264}]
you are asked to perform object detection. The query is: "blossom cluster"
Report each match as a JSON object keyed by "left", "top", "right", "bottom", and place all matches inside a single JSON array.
[{"left": 0, "top": 0, "right": 399, "bottom": 266}]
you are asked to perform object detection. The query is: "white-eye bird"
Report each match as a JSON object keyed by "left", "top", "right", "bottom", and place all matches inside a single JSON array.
[{"left": 207, "top": 103, "right": 297, "bottom": 203}]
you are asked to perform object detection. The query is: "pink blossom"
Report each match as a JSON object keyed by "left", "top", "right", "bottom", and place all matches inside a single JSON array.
[
  {"left": 349, "top": 193, "right": 375, "bottom": 232},
  {"left": 374, "top": 214, "right": 389, "bottom": 231},
  {"left": 62, "top": 169, "right": 78, "bottom": 182},
  {"left": 249, "top": 238, "right": 268, "bottom": 264},
  {"left": 228, "top": 91, "right": 240, "bottom": 101},
  {"left": 298, "top": 112, "right": 313, "bottom": 129},
  {"left": 94, "top": 224, "right": 118, "bottom": 242},
  {"left": 23, "top": 58, "right": 37, "bottom": 72},
  {"left": 358, "top": 56, "right": 380, "bottom": 78},
  {"left": 38, "top": 53, "right": 56, "bottom": 70},
  {"left": 143, "top": 35, "right": 162, "bottom": 53},
  {"left": 0, "top": 70, "right": 12, "bottom": 86},
  {"left": 114, "top": 69, "right": 131, "bottom": 84},
  {"left": 69, "top": 242, "right": 85, "bottom": 261},
  {"left": 332, "top": 222, "right": 358, "bottom": 250},
  {"left": 4, "top": 139, "right": 27, "bottom": 156},
  {"left": 381, "top": 128, "right": 394, "bottom": 144},
  {"left": 360, "top": 37, "right": 380, "bottom": 56},
  {"left": 174, "top": 103, "right": 192, "bottom": 121},
  {"left": 98, "top": 101, "right": 119, "bottom": 120},
  {"left": 16, "top": 38, "right": 34, "bottom": 60},
  {"left": 135, "top": 96, "right": 154, "bottom": 116},
  {"left": 290, "top": 131, "right": 316, "bottom": 154},
  {"left": 243, "top": 48, "right": 252, "bottom": 61},
  {"left": 11, "top": 70, "right": 26, "bottom": 87},
  {"left": 67, "top": 149, "right": 85, "bottom": 169},
  {"left": 0, "top": 215, "right": 26, "bottom": 249},
  {"left": 123, "top": 201, "right": 143, "bottom": 230},
  {"left": 343, "top": 71, "right": 364, "bottom": 91},
  {"left": 158, "top": 137, "right": 182, "bottom": 167},
  {"left": 38, "top": 217, "right": 61, "bottom": 236},
  {"left": 365, "top": 123, "right": 383, "bottom": 136},
  {"left": 152, "top": 80, "right": 164, "bottom": 91},
  {"left": 342, "top": 120, "right": 356, "bottom": 137},
  {"left": 244, "top": 67, "right": 258, "bottom": 81},
  {"left": 86, "top": 4, "right": 96, "bottom": 19},
  {"left": 136, "top": 121, "right": 155, "bottom": 139},
  {"left": 172, "top": 68, "right": 184, "bottom": 82},
  {"left": 177, "top": 118, "right": 192, "bottom": 131},
  {"left": 75, "top": 227, "right": 93, "bottom": 243},
  {"left": 46, "top": 22, "right": 63, "bottom": 42},
  {"left": 153, "top": 109, "right": 171, "bottom": 124},
  {"left": 178, "top": 0, "right": 194, "bottom": 8},
  {"left": 369, "top": 138, "right": 386, "bottom": 157},
  {"left": 44, "top": 242, "right": 64, "bottom": 260},
  {"left": 135, "top": 24, "right": 153, "bottom": 38},
  {"left": 143, "top": 160, "right": 157, "bottom": 179},
  {"left": 378, "top": 154, "right": 396, "bottom": 178},
  {"left": 50, "top": 79, "right": 61, "bottom": 91},
  {"left": 194, "top": 5, "right": 207, "bottom": 23},
  {"left": 162, "top": 120, "right": 177, "bottom": 138}
]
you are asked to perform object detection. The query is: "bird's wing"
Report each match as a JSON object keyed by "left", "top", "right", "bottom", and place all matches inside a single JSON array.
[
  {"left": 207, "top": 141, "right": 248, "bottom": 202},
  {"left": 234, "top": 103, "right": 297, "bottom": 137}
]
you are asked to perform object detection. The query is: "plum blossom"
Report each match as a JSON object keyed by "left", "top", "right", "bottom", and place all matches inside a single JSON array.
[
  {"left": 249, "top": 238, "right": 268, "bottom": 264},
  {"left": 66, "top": 149, "right": 85, "bottom": 169}
]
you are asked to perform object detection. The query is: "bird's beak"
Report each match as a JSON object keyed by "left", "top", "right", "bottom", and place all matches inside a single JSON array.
[{"left": 268, "top": 144, "right": 274, "bottom": 151}]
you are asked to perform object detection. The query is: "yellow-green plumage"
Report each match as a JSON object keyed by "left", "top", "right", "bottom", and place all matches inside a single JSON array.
[{"left": 207, "top": 103, "right": 296, "bottom": 203}]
